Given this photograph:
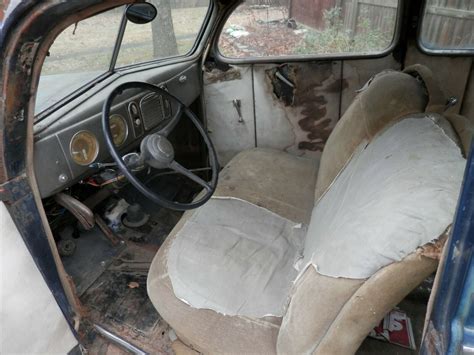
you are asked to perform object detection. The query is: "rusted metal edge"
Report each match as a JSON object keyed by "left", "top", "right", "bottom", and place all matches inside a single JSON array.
[
  {"left": 0, "top": 173, "right": 29, "bottom": 203},
  {"left": 0, "top": 0, "right": 140, "bottom": 340}
]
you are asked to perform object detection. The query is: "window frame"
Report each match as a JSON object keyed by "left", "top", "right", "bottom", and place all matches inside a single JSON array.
[
  {"left": 417, "top": 0, "right": 474, "bottom": 56},
  {"left": 35, "top": 0, "right": 215, "bottom": 122},
  {"left": 212, "top": 0, "right": 404, "bottom": 64}
]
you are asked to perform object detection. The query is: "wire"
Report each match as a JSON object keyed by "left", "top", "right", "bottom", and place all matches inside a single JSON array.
[{"left": 84, "top": 174, "right": 126, "bottom": 187}]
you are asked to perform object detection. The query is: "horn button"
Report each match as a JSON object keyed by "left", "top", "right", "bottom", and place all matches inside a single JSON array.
[{"left": 141, "top": 134, "right": 175, "bottom": 169}]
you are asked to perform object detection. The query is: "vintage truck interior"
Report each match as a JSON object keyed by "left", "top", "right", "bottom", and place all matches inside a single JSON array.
[{"left": 1, "top": 0, "right": 473, "bottom": 354}]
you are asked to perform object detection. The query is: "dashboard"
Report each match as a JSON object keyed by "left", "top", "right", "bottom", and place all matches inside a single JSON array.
[{"left": 34, "top": 63, "right": 201, "bottom": 198}]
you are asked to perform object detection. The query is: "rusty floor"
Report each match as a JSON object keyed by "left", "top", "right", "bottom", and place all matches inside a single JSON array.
[
  {"left": 58, "top": 173, "right": 430, "bottom": 354},
  {"left": 79, "top": 243, "right": 174, "bottom": 355},
  {"left": 56, "top": 175, "right": 198, "bottom": 354}
]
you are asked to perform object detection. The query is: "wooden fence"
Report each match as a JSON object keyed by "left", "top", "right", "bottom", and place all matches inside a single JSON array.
[
  {"left": 420, "top": 0, "right": 474, "bottom": 48},
  {"left": 290, "top": 0, "right": 473, "bottom": 46},
  {"left": 167, "top": 0, "right": 473, "bottom": 48},
  {"left": 290, "top": 0, "right": 397, "bottom": 35}
]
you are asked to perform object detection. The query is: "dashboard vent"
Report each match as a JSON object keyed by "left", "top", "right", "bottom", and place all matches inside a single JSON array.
[{"left": 139, "top": 93, "right": 165, "bottom": 130}]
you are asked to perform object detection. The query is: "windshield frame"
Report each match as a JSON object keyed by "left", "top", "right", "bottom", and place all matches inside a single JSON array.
[{"left": 34, "top": 1, "right": 214, "bottom": 123}]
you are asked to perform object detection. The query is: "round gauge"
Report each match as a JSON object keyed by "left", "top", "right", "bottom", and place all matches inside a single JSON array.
[
  {"left": 69, "top": 130, "right": 99, "bottom": 166},
  {"left": 109, "top": 114, "right": 128, "bottom": 147}
]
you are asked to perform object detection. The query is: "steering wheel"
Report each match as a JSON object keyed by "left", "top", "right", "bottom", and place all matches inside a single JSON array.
[{"left": 102, "top": 81, "right": 219, "bottom": 211}]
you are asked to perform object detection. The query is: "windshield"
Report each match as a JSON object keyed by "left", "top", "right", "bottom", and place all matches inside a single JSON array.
[
  {"left": 36, "top": 8, "right": 123, "bottom": 114},
  {"left": 35, "top": 1, "right": 210, "bottom": 119}
]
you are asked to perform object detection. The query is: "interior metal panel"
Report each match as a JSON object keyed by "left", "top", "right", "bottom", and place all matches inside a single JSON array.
[
  {"left": 340, "top": 56, "right": 401, "bottom": 116},
  {"left": 254, "top": 61, "right": 342, "bottom": 160},
  {"left": 405, "top": 46, "right": 472, "bottom": 114},
  {"left": 34, "top": 61, "right": 202, "bottom": 198},
  {"left": 204, "top": 65, "right": 256, "bottom": 166}
]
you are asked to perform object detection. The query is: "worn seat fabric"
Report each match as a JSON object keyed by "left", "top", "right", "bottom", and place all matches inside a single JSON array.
[
  {"left": 147, "top": 67, "right": 473, "bottom": 354},
  {"left": 167, "top": 197, "right": 307, "bottom": 318},
  {"left": 148, "top": 148, "right": 318, "bottom": 354}
]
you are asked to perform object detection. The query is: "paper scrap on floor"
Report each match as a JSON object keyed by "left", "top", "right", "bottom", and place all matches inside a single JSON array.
[{"left": 369, "top": 308, "right": 416, "bottom": 350}]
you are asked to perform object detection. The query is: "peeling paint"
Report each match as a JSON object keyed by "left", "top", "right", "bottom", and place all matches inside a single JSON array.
[
  {"left": 18, "top": 41, "right": 39, "bottom": 75},
  {"left": 417, "top": 233, "right": 448, "bottom": 260},
  {"left": 258, "top": 62, "right": 341, "bottom": 156},
  {"left": 204, "top": 66, "right": 242, "bottom": 85}
]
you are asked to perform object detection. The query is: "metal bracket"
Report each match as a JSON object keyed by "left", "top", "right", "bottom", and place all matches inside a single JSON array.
[{"left": 0, "top": 174, "right": 30, "bottom": 203}]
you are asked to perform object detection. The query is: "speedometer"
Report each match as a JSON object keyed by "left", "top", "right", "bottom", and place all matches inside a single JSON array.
[
  {"left": 109, "top": 114, "right": 128, "bottom": 147},
  {"left": 69, "top": 130, "right": 99, "bottom": 166}
]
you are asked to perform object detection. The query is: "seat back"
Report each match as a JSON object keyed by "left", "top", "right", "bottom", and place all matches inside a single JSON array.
[{"left": 278, "top": 66, "right": 473, "bottom": 354}]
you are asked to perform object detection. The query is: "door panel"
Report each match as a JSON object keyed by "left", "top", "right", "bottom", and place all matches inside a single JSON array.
[
  {"left": 405, "top": 45, "right": 472, "bottom": 114},
  {"left": 0, "top": 203, "right": 78, "bottom": 354},
  {"left": 341, "top": 57, "right": 401, "bottom": 115},
  {"left": 204, "top": 55, "right": 402, "bottom": 165},
  {"left": 204, "top": 65, "right": 256, "bottom": 165},
  {"left": 255, "top": 61, "right": 341, "bottom": 159}
]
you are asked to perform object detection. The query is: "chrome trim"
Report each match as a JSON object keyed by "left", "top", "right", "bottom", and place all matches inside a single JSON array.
[
  {"left": 109, "top": 6, "right": 129, "bottom": 71},
  {"left": 139, "top": 92, "right": 165, "bottom": 131}
]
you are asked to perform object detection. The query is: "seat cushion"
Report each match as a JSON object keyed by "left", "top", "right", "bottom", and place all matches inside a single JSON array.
[
  {"left": 215, "top": 148, "right": 319, "bottom": 224},
  {"left": 300, "top": 115, "right": 465, "bottom": 279},
  {"left": 167, "top": 197, "right": 306, "bottom": 318},
  {"left": 278, "top": 112, "right": 470, "bottom": 354},
  {"left": 315, "top": 70, "right": 428, "bottom": 200},
  {"left": 147, "top": 148, "right": 318, "bottom": 354}
]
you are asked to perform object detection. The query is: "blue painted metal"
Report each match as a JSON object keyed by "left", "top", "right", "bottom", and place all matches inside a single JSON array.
[
  {"left": 0, "top": 0, "right": 114, "bottom": 331},
  {"left": 421, "top": 138, "right": 474, "bottom": 354}
]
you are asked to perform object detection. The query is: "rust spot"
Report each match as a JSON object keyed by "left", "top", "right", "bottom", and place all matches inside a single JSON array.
[
  {"left": 293, "top": 63, "right": 335, "bottom": 152},
  {"left": 326, "top": 78, "right": 349, "bottom": 93},
  {"left": 300, "top": 95, "right": 327, "bottom": 120},
  {"left": 18, "top": 42, "right": 40, "bottom": 75},
  {"left": 204, "top": 67, "right": 242, "bottom": 85},
  {"left": 266, "top": 65, "right": 296, "bottom": 106},
  {"left": 417, "top": 230, "right": 449, "bottom": 260},
  {"left": 264, "top": 62, "right": 339, "bottom": 153},
  {"left": 298, "top": 118, "right": 332, "bottom": 151}
]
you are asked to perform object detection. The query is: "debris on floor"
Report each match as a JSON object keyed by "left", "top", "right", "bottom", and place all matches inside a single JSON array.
[
  {"left": 80, "top": 243, "right": 173, "bottom": 354},
  {"left": 369, "top": 308, "right": 416, "bottom": 350}
]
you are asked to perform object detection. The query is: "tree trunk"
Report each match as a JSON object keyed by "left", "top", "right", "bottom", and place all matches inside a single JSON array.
[{"left": 150, "top": 0, "right": 179, "bottom": 58}]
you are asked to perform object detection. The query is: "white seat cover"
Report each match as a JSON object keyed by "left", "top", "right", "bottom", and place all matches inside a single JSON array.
[
  {"left": 300, "top": 116, "right": 465, "bottom": 279},
  {"left": 167, "top": 115, "right": 465, "bottom": 318},
  {"left": 168, "top": 197, "right": 306, "bottom": 318}
]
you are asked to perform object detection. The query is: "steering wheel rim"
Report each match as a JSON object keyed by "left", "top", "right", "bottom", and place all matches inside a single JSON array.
[{"left": 102, "top": 81, "right": 219, "bottom": 211}]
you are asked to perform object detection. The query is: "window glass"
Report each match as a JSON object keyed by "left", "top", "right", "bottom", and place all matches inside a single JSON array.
[
  {"left": 36, "top": 1, "right": 210, "bottom": 117},
  {"left": 36, "top": 9, "right": 123, "bottom": 114},
  {"left": 116, "top": 0, "right": 210, "bottom": 67},
  {"left": 420, "top": 0, "right": 474, "bottom": 52},
  {"left": 218, "top": 0, "right": 398, "bottom": 59}
]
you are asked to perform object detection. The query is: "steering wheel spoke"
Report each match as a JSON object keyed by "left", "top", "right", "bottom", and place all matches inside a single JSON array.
[
  {"left": 102, "top": 81, "right": 219, "bottom": 211},
  {"left": 169, "top": 160, "right": 212, "bottom": 192}
]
